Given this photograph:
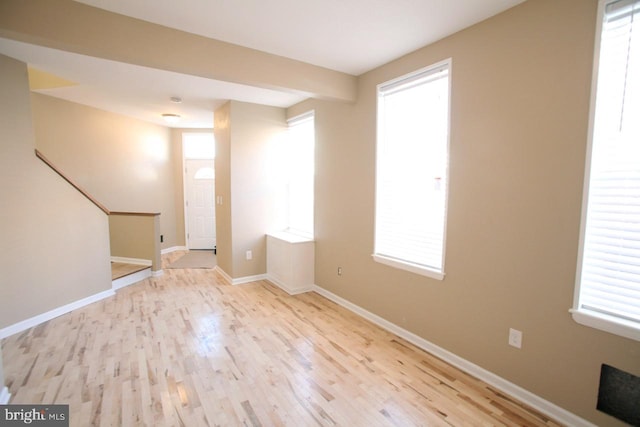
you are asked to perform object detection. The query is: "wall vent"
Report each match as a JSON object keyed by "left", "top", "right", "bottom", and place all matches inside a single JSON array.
[{"left": 597, "top": 364, "right": 640, "bottom": 425}]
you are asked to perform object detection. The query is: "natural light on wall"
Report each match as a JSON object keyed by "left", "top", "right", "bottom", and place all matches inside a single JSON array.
[
  {"left": 285, "top": 112, "right": 315, "bottom": 238},
  {"left": 374, "top": 60, "right": 451, "bottom": 280},
  {"left": 141, "top": 134, "right": 169, "bottom": 163},
  {"left": 572, "top": 0, "right": 640, "bottom": 341},
  {"left": 137, "top": 133, "right": 169, "bottom": 181}
]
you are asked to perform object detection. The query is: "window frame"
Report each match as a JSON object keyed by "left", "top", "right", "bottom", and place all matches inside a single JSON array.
[
  {"left": 571, "top": 0, "right": 640, "bottom": 342},
  {"left": 284, "top": 110, "right": 315, "bottom": 239},
  {"left": 372, "top": 59, "right": 452, "bottom": 280}
]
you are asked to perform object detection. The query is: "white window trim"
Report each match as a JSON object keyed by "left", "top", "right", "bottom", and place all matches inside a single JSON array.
[
  {"left": 372, "top": 254, "right": 445, "bottom": 280},
  {"left": 372, "top": 59, "right": 452, "bottom": 280},
  {"left": 570, "top": 309, "right": 640, "bottom": 341},
  {"left": 571, "top": 0, "right": 640, "bottom": 342},
  {"left": 287, "top": 110, "right": 315, "bottom": 125}
]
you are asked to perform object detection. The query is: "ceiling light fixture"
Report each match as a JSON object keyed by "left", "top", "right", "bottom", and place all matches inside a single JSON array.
[
  {"left": 162, "top": 113, "right": 181, "bottom": 124},
  {"left": 170, "top": 96, "right": 182, "bottom": 103}
]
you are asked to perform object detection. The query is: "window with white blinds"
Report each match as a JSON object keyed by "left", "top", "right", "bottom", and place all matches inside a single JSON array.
[
  {"left": 373, "top": 60, "right": 451, "bottom": 280},
  {"left": 573, "top": 0, "right": 640, "bottom": 341},
  {"left": 285, "top": 111, "right": 315, "bottom": 238}
]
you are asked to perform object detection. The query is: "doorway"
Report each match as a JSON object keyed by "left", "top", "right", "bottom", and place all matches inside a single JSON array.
[{"left": 183, "top": 133, "right": 216, "bottom": 250}]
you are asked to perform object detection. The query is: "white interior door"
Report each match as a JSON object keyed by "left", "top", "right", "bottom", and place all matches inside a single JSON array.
[{"left": 185, "top": 159, "right": 216, "bottom": 249}]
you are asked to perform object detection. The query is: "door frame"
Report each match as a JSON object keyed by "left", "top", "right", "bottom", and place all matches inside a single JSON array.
[{"left": 182, "top": 132, "right": 216, "bottom": 250}]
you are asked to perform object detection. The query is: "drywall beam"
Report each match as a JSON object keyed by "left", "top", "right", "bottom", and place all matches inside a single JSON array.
[{"left": 0, "top": 0, "right": 356, "bottom": 103}]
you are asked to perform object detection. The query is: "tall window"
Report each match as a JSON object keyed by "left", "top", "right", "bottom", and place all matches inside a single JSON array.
[
  {"left": 374, "top": 60, "right": 451, "bottom": 279},
  {"left": 573, "top": 0, "right": 640, "bottom": 341},
  {"left": 285, "top": 112, "right": 315, "bottom": 238}
]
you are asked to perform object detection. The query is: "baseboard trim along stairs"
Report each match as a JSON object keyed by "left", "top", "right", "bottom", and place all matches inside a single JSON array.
[
  {"left": 110, "top": 256, "right": 152, "bottom": 266},
  {"left": 1, "top": 263, "right": 154, "bottom": 340},
  {"left": 112, "top": 268, "right": 152, "bottom": 290},
  {"left": 161, "top": 246, "right": 187, "bottom": 255}
]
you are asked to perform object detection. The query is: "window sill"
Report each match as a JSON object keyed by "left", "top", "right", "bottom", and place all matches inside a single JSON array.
[
  {"left": 570, "top": 308, "right": 640, "bottom": 342},
  {"left": 372, "top": 254, "right": 444, "bottom": 280},
  {"left": 266, "top": 231, "right": 314, "bottom": 244}
]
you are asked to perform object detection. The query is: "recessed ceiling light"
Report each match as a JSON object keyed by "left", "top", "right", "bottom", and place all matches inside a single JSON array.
[
  {"left": 170, "top": 96, "right": 182, "bottom": 103},
  {"left": 162, "top": 113, "right": 181, "bottom": 124}
]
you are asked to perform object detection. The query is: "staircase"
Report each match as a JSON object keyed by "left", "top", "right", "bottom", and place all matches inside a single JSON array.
[{"left": 111, "top": 262, "right": 152, "bottom": 290}]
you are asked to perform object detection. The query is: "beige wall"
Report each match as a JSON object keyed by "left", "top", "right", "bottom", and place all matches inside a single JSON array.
[
  {"left": 31, "top": 94, "right": 181, "bottom": 250},
  {"left": 170, "top": 128, "right": 186, "bottom": 248},
  {"left": 214, "top": 101, "right": 287, "bottom": 278},
  {"left": 214, "top": 103, "right": 233, "bottom": 275},
  {"left": 289, "top": 1, "right": 639, "bottom": 425},
  {"left": 230, "top": 101, "right": 287, "bottom": 278},
  {"left": 0, "top": 54, "right": 112, "bottom": 329},
  {"left": 109, "top": 214, "right": 161, "bottom": 271}
]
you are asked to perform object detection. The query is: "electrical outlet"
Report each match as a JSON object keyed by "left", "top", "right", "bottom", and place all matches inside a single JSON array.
[
  {"left": 508, "top": 328, "right": 522, "bottom": 349},
  {"left": 246, "top": 250, "right": 252, "bottom": 260}
]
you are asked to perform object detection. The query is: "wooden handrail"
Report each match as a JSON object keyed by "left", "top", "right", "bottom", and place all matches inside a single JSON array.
[
  {"left": 35, "top": 149, "right": 160, "bottom": 217},
  {"left": 110, "top": 211, "right": 160, "bottom": 216},
  {"left": 35, "top": 149, "right": 110, "bottom": 215}
]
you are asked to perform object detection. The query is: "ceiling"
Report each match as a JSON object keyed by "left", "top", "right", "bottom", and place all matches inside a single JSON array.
[{"left": 0, "top": 0, "right": 525, "bottom": 128}]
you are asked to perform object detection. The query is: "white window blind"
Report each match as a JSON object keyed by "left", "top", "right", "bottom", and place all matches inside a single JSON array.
[
  {"left": 285, "top": 112, "right": 315, "bottom": 238},
  {"left": 573, "top": 0, "right": 640, "bottom": 340},
  {"left": 374, "top": 61, "right": 451, "bottom": 279}
]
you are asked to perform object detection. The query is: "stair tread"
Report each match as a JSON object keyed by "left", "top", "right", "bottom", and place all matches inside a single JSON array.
[{"left": 111, "top": 262, "right": 149, "bottom": 280}]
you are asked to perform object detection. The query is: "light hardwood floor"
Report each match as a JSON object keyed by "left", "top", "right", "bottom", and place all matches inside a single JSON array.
[{"left": 2, "top": 252, "right": 562, "bottom": 426}]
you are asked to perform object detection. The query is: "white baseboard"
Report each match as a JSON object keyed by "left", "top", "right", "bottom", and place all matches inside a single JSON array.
[
  {"left": 214, "top": 266, "right": 232, "bottom": 284},
  {"left": 266, "top": 275, "right": 314, "bottom": 295},
  {"left": 0, "top": 386, "right": 10, "bottom": 404},
  {"left": 232, "top": 274, "right": 268, "bottom": 285},
  {"left": 151, "top": 269, "right": 164, "bottom": 278},
  {"left": 161, "top": 246, "right": 187, "bottom": 255},
  {"left": 110, "top": 256, "right": 152, "bottom": 266},
  {"left": 213, "top": 266, "right": 267, "bottom": 286},
  {"left": 0, "top": 289, "right": 115, "bottom": 340},
  {"left": 311, "top": 285, "right": 596, "bottom": 427},
  {"left": 112, "top": 268, "right": 151, "bottom": 290}
]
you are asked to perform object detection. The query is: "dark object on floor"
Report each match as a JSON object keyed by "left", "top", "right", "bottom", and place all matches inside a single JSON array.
[{"left": 597, "top": 364, "right": 640, "bottom": 426}]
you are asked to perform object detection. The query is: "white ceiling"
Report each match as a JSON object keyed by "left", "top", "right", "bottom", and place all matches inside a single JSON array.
[
  {"left": 0, "top": 0, "right": 524, "bottom": 128},
  {"left": 75, "top": 0, "right": 525, "bottom": 75}
]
